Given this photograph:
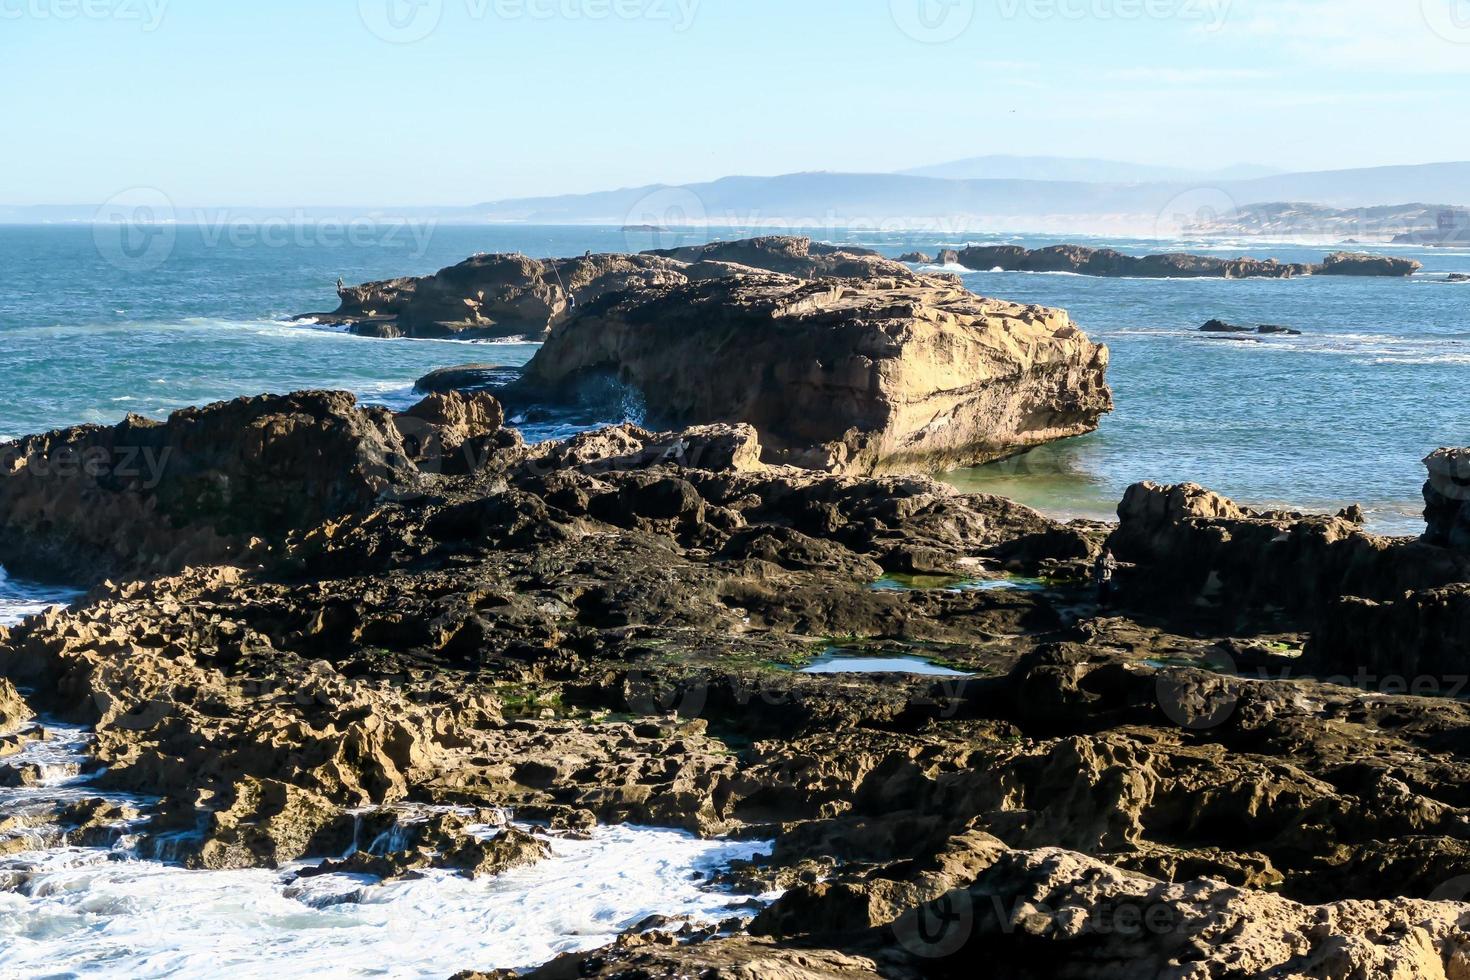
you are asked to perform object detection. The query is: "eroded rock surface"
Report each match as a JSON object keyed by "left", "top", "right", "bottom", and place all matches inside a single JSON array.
[{"left": 4, "top": 396, "right": 1470, "bottom": 978}]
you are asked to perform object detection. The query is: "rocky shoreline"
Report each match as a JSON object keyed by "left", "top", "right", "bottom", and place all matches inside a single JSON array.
[
  {"left": 1, "top": 382, "right": 1468, "bottom": 975},
  {"left": 943, "top": 244, "right": 1422, "bottom": 279},
  {"left": 3, "top": 242, "right": 1469, "bottom": 977}
]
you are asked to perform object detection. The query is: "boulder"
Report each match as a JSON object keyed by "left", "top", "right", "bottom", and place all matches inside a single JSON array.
[
  {"left": 518, "top": 275, "right": 1111, "bottom": 476},
  {"left": 1318, "top": 251, "right": 1423, "bottom": 276},
  {"left": 1305, "top": 584, "right": 1470, "bottom": 688},
  {"left": 1424, "top": 448, "right": 1470, "bottom": 551},
  {"left": 1109, "top": 481, "right": 1470, "bottom": 628},
  {"left": 413, "top": 364, "right": 518, "bottom": 394},
  {"left": 0, "top": 679, "right": 31, "bottom": 734},
  {"left": 0, "top": 391, "right": 419, "bottom": 583},
  {"left": 896, "top": 251, "right": 932, "bottom": 264}
]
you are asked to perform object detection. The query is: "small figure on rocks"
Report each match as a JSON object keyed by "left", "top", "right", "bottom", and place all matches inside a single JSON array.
[{"left": 1094, "top": 547, "right": 1119, "bottom": 606}]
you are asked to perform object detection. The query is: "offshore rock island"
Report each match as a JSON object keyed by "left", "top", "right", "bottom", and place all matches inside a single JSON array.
[{"left": 2, "top": 239, "right": 1469, "bottom": 978}]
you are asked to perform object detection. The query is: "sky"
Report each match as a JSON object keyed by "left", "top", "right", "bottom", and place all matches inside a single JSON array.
[{"left": 4, "top": 0, "right": 1470, "bottom": 206}]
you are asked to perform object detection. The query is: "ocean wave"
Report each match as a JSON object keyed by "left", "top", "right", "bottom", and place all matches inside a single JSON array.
[{"left": 0, "top": 567, "right": 83, "bottom": 627}]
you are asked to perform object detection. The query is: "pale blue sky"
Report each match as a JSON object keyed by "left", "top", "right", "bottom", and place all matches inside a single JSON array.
[{"left": 4, "top": 0, "right": 1470, "bottom": 205}]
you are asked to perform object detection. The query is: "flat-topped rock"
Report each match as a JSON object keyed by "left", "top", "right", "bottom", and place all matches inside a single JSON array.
[
  {"left": 517, "top": 273, "right": 1112, "bottom": 475},
  {"left": 641, "top": 235, "right": 914, "bottom": 280},
  {"left": 303, "top": 237, "right": 924, "bottom": 341},
  {"left": 954, "top": 243, "right": 1421, "bottom": 279}
]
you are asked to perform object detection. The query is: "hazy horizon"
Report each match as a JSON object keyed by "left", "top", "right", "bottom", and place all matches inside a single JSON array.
[{"left": 6, "top": 1, "right": 1470, "bottom": 208}]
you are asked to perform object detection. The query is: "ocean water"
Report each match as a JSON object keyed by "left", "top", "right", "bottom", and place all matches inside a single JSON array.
[
  {"left": 0, "top": 720, "right": 772, "bottom": 979},
  {"left": 0, "top": 575, "right": 773, "bottom": 979},
  {"left": 2, "top": 224, "right": 1467, "bottom": 534}
]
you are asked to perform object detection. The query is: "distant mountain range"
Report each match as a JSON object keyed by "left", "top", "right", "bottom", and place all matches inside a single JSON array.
[
  {"left": 465, "top": 162, "right": 1470, "bottom": 237},
  {"left": 8, "top": 159, "right": 1470, "bottom": 239},
  {"left": 898, "top": 154, "right": 1282, "bottom": 184}
]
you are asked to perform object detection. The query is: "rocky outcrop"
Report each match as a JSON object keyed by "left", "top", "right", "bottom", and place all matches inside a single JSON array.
[
  {"left": 1318, "top": 251, "right": 1424, "bottom": 277},
  {"left": 897, "top": 251, "right": 931, "bottom": 264},
  {"left": 1201, "top": 319, "right": 1301, "bottom": 335},
  {"left": 0, "top": 389, "right": 514, "bottom": 583},
  {"left": 311, "top": 252, "right": 690, "bottom": 340},
  {"left": 518, "top": 275, "right": 1111, "bottom": 475},
  {"left": 1425, "top": 448, "right": 1470, "bottom": 551},
  {"left": 642, "top": 236, "right": 912, "bottom": 280},
  {"left": 414, "top": 364, "right": 518, "bottom": 394},
  {"left": 0, "top": 679, "right": 31, "bottom": 733},
  {"left": 1108, "top": 481, "right": 1470, "bottom": 629},
  {"left": 955, "top": 244, "right": 1420, "bottom": 278},
  {"left": 307, "top": 237, "right": 918, "bottom": 341}
]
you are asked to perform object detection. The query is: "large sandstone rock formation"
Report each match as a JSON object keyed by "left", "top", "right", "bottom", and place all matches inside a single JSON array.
[
  {"left": 309, "top": 237, "right": 920, "bottom": 341},
  {"left": 518, "top": 274, "right": 1111, "bottom": 475},
  {"left": 954, "top": 243, "right": 1421, "bottom": 279},
  {"left": 317, "top": 252, "right": 690, "bottom": 340}
]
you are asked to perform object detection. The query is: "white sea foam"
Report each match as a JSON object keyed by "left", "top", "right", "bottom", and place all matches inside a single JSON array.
[
  {"left": 0, "top": 567, "right": 81, "bottom": 627},
  {"left": 0, "top": 717, "right": 774, "bottom": 979},
  {"left": 0, "top": 825, "right": 771, "bottom": 979}
]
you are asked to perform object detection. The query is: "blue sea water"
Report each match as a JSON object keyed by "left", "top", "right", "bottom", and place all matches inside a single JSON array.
[{"left": 2, "top": 224, "right": 1466, "bottom": 534}]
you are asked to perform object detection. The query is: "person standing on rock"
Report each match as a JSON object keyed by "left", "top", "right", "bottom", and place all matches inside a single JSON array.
[{"left": 1094, "top": 548, "right": 1119, "bottom": 606}]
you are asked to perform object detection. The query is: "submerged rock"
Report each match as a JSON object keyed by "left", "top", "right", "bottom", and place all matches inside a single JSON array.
[
  {"left": 519, "top": 274, "right": 1111, "bottom": 475},
  {"left": 1201, "top": 319, "right": 1302, "bottom": 335}
]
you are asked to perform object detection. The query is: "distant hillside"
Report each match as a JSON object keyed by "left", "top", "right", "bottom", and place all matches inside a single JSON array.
[
  {"left": 1185, "top": 202, "right": 1459, "bottom": 240},
  {"left": 901, "top": 155, "right": 1280, "bottom": 184},
  {"left": 469, "top": 162, "right": 1470, "bottom": 235},
  {"left": 8, "top": 161, "right": 1469, "bottom": 237}
]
